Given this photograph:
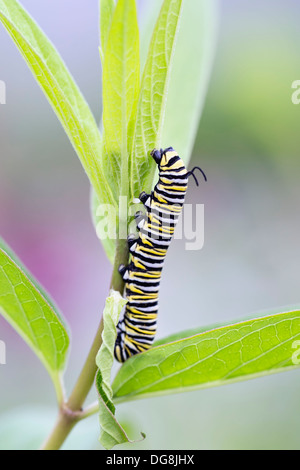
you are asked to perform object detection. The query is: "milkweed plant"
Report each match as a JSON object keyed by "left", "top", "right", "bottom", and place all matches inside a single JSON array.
[{"left": 0, "top": 0, "right": 299, "bottom": 451}]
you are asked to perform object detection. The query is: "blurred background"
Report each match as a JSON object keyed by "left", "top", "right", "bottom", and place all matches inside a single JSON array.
[{"left": 0, "top": 0, "right": 300, "bottom": 450}]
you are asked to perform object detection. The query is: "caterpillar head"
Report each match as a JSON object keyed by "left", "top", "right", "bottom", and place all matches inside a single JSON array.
[{"left": 151, "top": 147, "right": 177, "bottom": 169}]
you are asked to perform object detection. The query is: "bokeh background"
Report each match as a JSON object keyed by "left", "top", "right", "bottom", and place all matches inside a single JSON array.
[{"left": 0, "top": 0, "right": 300, "bottom": 450}]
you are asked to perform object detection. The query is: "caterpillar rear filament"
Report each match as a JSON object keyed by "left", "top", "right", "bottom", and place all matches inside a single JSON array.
[{"left": 114, "top": 147, "right": 206, "bottom": 363}]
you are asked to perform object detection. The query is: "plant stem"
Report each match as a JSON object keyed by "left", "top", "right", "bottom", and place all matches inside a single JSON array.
[
  {"left": 41, "top": 238, "right": 128, "bottom": 450},
  {"left": 110, "top": 235, "right": 129, "bottom": 293},
  {"left": 67, "top": 318, "right": 104, "bottom": 412},
  {"left": 40, "top": 407, "right": 78, "bottom": 451}
]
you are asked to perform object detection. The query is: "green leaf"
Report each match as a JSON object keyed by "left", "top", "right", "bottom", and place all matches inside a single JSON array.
[
  {"left": 96, "top": 0, "right": 140, "bottom": 263},
  {"left": 95, "top": 290, "right": 144, "bottom": 449},
  {"left": 99, "top": 0, "right": 115, "bottom": 58},
  {"left": 102, "top": 0, "right": 140, "bottom": 204},
  {"left": 131, "top": 0, "right": 183, "bottom": 198},
  {"left": 0, "top": 241, "right": 70, "bottom": 398},
  {"left": 153, "top": 307, "right": 300, "bottom": 347},
  {"left": 112, "top": 310, "right": 300, "bottom": 403},
  {"left": 140, "top": 0, "right": 218, "bottom": 168},
  {"left": 90, "top": 191, "right": 116, "bottom": 265},
  {"left": 0, "top": 0, "right": 114, "bottom": 209},
  {"left": 162, "top": 0, "right": 218, "bottom": 165}
]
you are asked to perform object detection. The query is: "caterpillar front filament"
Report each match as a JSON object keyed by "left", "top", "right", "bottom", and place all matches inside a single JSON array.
[{"left": 114, "top": 147, "right": 206, "bottom": 363}]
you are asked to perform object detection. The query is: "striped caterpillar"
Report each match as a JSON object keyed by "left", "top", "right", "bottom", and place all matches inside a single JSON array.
[{"left": 114, "top": 147, "right": 206, "bottom": 363}]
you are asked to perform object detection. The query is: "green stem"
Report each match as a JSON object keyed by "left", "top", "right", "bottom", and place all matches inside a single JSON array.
[
  {"left": 67, "top": 318, "right": 104, "bottom": 412},
  {"left": 110, "top": 236, "right": 129, "bottom": 293},
  {"left": 41, "top": 238, "right": 128, "bottom": 451},
  {"left": 40, "top": 407, "right": 78, "bottom": 451}
]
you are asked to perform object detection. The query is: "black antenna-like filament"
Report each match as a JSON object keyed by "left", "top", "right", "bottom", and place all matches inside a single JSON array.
[{"left": 187, "top": 166, "right": 207, "bottom": 186}]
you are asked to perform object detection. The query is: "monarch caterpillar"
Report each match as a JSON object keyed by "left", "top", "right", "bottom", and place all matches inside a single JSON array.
[{"left": 114, "top": 147, "right": 206, "bottom": 363}]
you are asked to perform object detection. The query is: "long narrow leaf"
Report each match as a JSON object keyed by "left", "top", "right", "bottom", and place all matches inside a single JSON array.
[
  {"left": 102, "top": 0, "right": 140, "bottom": 203},
  {"left": 162, "top": 0, "right": 218, "bottom": 164},
  {"left": 99, "top": 0, "right": 115, "bottom": 58},
  {"left": 131, "top": 0, "right": 183, "bottom": 198},
  {"left": 139, "top": 0, "right": 218, "bottom": 168},
  {"left": 0, "top": 0, "right": 115, "bottom": 208}
]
